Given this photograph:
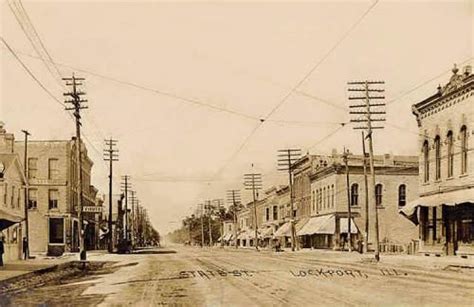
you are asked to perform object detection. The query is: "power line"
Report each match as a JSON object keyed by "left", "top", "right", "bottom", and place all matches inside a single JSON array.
[{"left": 262, "top": 0, "right": 379, "bottom": 120}]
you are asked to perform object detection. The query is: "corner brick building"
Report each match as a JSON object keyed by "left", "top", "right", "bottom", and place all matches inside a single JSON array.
[
  {"left": 302, "top": 152, "right": 419, "bottom": 251},
  {"left": 16, "top": 138, "right": 96, "bottom": 255},
  {"left": 406, "top": 64, "right": 474, "bottom": 256}
]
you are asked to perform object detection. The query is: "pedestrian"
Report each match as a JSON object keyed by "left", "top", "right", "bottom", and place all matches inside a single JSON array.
[
  {"left": 22, "top": 237, "right": 28, "bottom": 260},
  {"left": 0, "top": 233, "right": 4, "bottom": 267}
]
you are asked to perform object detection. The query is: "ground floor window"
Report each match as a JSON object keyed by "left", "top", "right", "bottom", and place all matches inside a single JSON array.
[{"left": 49, "top": 218, "right": 64, "bottom": 244}]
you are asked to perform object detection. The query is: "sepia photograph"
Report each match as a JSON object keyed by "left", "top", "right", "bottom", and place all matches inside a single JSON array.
[{"left": 0, "top": 0, "right": 473, "bottom": 306}]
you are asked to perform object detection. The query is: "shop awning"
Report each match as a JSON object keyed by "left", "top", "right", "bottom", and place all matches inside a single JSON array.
[
  {"left": 340, "top": 218, "right": 359, "bottom": 234},
  {"left": 0, "top": 208, "right": 23, "bottom": 231},
  {"left": 297, "top": 215, "right": 335, "bottom": 236},
  {"left": 274, "top": 219, "right": 309, "bottom": 237},
  {"left": 259, "top": 226, "right": 274, "bottom": 238},
  {"left": 237, "top": 230, "right": 255, "bottom": 240},
  {"left": 399, "top": 189, "right": 474, "bottom": 225},
  {"left": 222, "top": 233, "right": 233, "bottom": 241},
  {"left": 274, "top": 222, "right": 291, "bottom": 237}
]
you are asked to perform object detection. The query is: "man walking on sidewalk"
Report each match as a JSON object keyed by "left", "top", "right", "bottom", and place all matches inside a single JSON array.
[
  {"left": 0, "top": 234, "right": 5, "bottom": 267},
  {"left": 22, "top": 237, "right": 28, "bottom": 260}
]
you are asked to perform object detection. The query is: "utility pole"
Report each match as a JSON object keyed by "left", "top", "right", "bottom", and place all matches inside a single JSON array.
[
  {"left": 226, "top": 189, "right": 241, "bottom": 249},
  {"left": 361, "top": 131, "right": 369, "bottom": 253},
  {"left": 244, "top": 167, "right": 262, "bottom": 251},
  {"left": 63, "top": 73, "right": 88, "bottom": 261},
  {"left": 104, "top": 138, "right": 118, "bottom": 253},
  {"left": 277, "top": 149, "right": 302, "bottom": 251},
  {"left": 348, "top": 80, "right": 385, "bottom": 261},
  {"left": 205, "top": 200, "right": 214, "bottom": 247},
  {"left": 121, "top": 175, "right": 131, "bottom": 241},
  {"left": 342, "top": 147, "right": 352, "bottom": 252},
  {"left": 21, "top": 129, "right": 30, "bottom": 260},
  {"left": 129, "top": 190, "right": 137, "bottom": 248},
  {"left": 199, "top": 204, "right": 205, "bottom": 248}
]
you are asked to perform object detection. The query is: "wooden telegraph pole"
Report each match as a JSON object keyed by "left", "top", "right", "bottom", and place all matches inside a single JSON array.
[
  {"left": 348, "top": 80, "right": 385, "bottom": 261},
  {"left": 361, "top": 131, "right": 369, "bottom": 253},
  {"left": 21, "top": 129, "right": 31, "bottom": 259},
  {"left": 227, "top": 189, "right": 241, "bottom": 249},
  {"left": 342, "top": 147, "right": 352, "bottom": 252},
  {"left": 244, "top": 167, "right": 262, "bottom": 251},
  {"left": 104, "top": 138, "right": 118, "bottom": 253},
  {"left": 277, "top": 149, "right": 302, "bottom": 251},
  {"left": 121, "top": 176, "right": 131, "bottom": 241},
  {"left": 63, "top": 73, "right": 88, "bottom": 261}
]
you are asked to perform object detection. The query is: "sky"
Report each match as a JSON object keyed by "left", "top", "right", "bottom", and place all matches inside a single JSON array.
[{"left": 0, "top": 0, "right": 472, "bottom": 235}]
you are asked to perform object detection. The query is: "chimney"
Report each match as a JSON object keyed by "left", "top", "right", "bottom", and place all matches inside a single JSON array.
[
  {"left": 383, "top": 153, "right": 394, "bottom": 166},
  {"left": 463, "top": 65, "right": 472, "bottom": 77},
  {"left": 0, "top": 122, "right": 15, "bottom": 153}
]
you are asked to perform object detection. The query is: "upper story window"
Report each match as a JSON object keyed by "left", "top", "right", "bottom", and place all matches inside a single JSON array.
[
  {"left": 461, "top": 125, "right": 468, "bottom": 174},
  {"left": 273, "top": 205, "right": 278, "bottom": 220},
  {"left": 10, "top": 185, "right": 15, "bottom": 208},
  {"left": 48, "top": 158, "right": 59, "bottom": 180},
  {"left": 435, "top": 136, "right": 441, "bottom": 180},
  {"left": 331, "top": 185, "right": 335, "bottom": 208},
  {"left": 323, "top": 187, "right": 326, "bottom": 209},
  {"left": 398, "top": 184, "right": 407, "bottom": 207},
  {"left": 28, "top": 158, "right": 37, "bottom": 179},
  {"left": 318, "top": 188, "right": 322, "bottom": 211},
  {"left": 423, "top": 140, "right": 430, "bottom": 182},
  {"left": 28, "top": 188, "right": 38, "bottom": 209},
  {"left": 375, "top": 184, "right": 383, "bottom": 207},
  {"left": 327, "top": 186, "right": 330, "bottom": 207},
  {"left": 447, "top": 131, "right": 454, "bottom": 178},
  {"left": 265, "top": 207, "right": 270, "bottom": 221},
  {"left": 351, "top": 183, "right": 359, "bottom": 206},
  {"left": 312, "top": 191, "right": 315, "bottom": 212},
  {"left": 49, "top": 189, "right": 59, "bottom": 210}
]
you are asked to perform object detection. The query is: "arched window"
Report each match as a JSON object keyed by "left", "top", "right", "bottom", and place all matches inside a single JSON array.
[
  {"left": 423, "top": 140, "right": 430, "bottom": 182},
  {"left": 461, "top": 125, "right": 468, "bottom": 174},
  {"left": 331, "top": 185, "right": 335, "bottom": 208},
  {"left": 327, "top": 186, "right": 330, "bottom": 207},
  {"left": 375, "top": 184, "right": 383, "bottom": 207},
  {"left": 447, "top": 131, "right": 454, "bottom": 178},
  {"left": 350, "top": 183, "right": 359, "bottom": 206},
  {"left": 435, "top": 135, "right": 441, "bottom": 180},
  {"left": 398, "top": 184, "right": 406, "bottom": 207},
  {"left": 323, "top": 187, "right": 326, "bottom": 209},
  {"left": 318, "top": 188, "right": 322, "bottom": 210}
]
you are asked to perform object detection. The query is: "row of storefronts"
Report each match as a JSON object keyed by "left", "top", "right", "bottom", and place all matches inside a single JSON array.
[{"left": 222, "top": 65, "right": 473, "bottom": 257}]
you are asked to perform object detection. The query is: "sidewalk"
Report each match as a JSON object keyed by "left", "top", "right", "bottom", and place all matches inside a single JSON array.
[{"left": 0, "top": 250, "right": 110, "bottom": 284}]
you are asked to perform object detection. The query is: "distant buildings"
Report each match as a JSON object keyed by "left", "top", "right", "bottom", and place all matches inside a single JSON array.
[{"left": 406, "top": 64, "right": 474, "bottom": 256}]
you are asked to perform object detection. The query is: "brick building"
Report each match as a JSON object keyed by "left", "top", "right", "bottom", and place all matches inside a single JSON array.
[
  {"left": 15, "top": 138, "right": 97, "bottom": 255},
  {"left": 302, "top": 152, "right": 419, "bottom": 251},
  {"left": 0, "top": 123, "right": 27, "bottom": 262},
  {"left": 405, "top": 64, "right": 474, "bottom": 256}
]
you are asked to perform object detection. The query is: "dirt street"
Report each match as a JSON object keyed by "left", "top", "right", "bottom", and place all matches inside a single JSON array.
[{"left": 2, "top": 246, "right": 473, "bottom": 306}]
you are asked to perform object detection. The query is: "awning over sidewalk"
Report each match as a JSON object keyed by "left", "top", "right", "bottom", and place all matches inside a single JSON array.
[
  {"left": 237, "top": 230, "right": 255, "bottom": 240},
  {"left": 298, "top": 215, "right": 334, "bottom": 236},
  {"left": 340, "top": 218, "right": 359, "bottom": 234},
  {"left": 399, "top": 189, "right": 474, "bottom": 225},
  {"left": 0, "top": 208, "right": 23, "bottom": 231},
  {"left": 259, "top": 226, "right": 274, "bottom": 238},
  {"left": 274, "top": 218, "right": 309, "bottom": 237}
]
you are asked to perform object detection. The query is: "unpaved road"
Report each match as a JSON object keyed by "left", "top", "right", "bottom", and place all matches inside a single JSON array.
[{"left": 2, "top": 247, "right": 473, "bottom": 306}]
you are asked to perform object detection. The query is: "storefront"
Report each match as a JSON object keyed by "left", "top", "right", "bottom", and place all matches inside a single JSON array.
[
  {"left": 401, "top": 189, "right": 474, "bottom": 256},
  {"left": 297, "top": 214, "right": 358, "bottom": 250}
]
